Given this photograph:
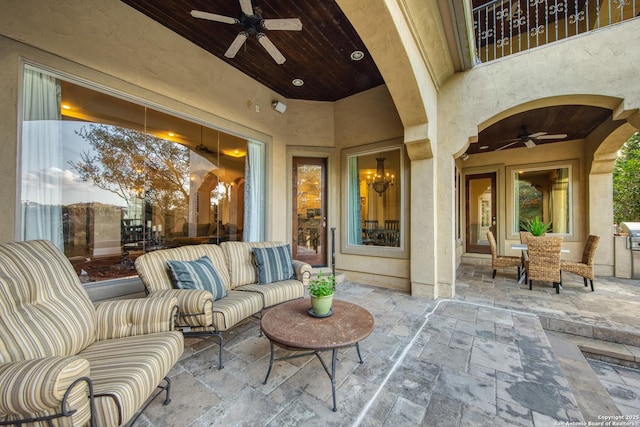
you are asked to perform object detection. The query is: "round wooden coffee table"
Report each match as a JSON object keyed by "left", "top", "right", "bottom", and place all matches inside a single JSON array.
[{"left": 261, "top": 298, "right": 375, "bottom": 411}]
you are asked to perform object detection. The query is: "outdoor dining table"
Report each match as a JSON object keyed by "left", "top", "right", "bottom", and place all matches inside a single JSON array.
[
  {"left": 511, "top": 243, "right": 570, "bottom": 252},
  {"left": 362, "top": 228, "right": 399, "bottom": 246}
]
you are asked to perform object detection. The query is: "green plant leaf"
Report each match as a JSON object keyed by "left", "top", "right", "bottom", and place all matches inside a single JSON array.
[
  {"left": 308, "top": 271, "right": 335, "bottom": 297},
  {"left": 520, "top": 216, "right": 550, "bottom": 236}
]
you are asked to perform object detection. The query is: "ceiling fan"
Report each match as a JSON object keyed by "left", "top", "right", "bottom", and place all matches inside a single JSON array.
[
  {"left": 190, "top": 0, "right": 302, "bottom": 65},
  {"left": 495, "top": 127, "right": 568, "bottom": 151}
]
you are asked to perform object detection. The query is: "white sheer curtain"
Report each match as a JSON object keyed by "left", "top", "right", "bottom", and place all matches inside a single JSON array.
[
  {"left": 243, "top": 140, "right": 265, "bottom": 242},
  {"left": 348, "top": 156, "right": 363, "bottom": 245},
  {"left": 21, "top": 67, "right": 64, "bottom": 250}
]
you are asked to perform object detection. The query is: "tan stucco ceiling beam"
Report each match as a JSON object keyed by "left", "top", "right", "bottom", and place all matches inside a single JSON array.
[
  {"left": 628, "top": 110, "right": 640, "bottom": 130},
  {"left": 405, "top": 123, "right": 432, "bottom": 159},
  {"left": 335, "top": 0, "right": 428, "bottom": 126},
  {"left": 590, "top": 117, "right": 630, "bottom": 174},
  {"left": 613, "top": 100, "right": 639, "bottom": 123},
  {"left": 336, "top": 0, "right": 441, "bottom": 160}
]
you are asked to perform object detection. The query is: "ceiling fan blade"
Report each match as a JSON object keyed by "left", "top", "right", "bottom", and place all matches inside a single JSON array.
[
  {"left": 225, "top": 32, "right": 248, "bottom": 58},
  {"left": 190, "top": 10, "right": 238, "bottom": 25},
  {"left": 535, "top": 133, "right": 568, "bottom": 140},
  {"left": 262, "top": 18, "right": 303, "bottom": 31},
  {"left": 495, "top": 140, "right": 521, "bottom": 151},
  {"left": 493, "top": 137, "right": 520, "bottom": 144},
  {"left": 523, "top": 139, "right": 536, "bottom": 148},
  {"left": 239, "top": 0, "right": 254, "bottom": 16},
  {"left": 527, "top": 131, "right": 547, "bottom": 138},
  {"left": 257, "top": 33, "right": 286, "bottom": 64}
]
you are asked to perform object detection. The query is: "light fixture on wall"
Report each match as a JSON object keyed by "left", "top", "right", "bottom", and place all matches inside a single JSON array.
[
  {"left": 368, "top": 157, "right": 395, "bottom": 196},
  {"left": 272, "top": 100, "right": 287, "bottom": 113}
]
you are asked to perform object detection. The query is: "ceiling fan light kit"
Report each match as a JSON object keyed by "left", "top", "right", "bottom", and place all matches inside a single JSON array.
[
  {"left": 190, "top": 0, "right": 303, "bottom": 65},
  {"left": 495, "top": 126, "right": 568, "bottom": 151}
]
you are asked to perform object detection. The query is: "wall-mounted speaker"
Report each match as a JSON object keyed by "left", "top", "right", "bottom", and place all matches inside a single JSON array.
[{"left": 272, "top": 101, "right": 287, "bottom": 113}]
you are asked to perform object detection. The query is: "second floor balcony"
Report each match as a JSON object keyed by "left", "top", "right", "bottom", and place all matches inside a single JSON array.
[{"left": 473, "top": 0, "right": 639, "bottom": 63}]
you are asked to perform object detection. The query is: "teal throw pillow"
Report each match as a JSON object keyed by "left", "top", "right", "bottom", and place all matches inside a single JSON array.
[
  {"left": 167, "top": 256, "right": 227, "bottom": 301},
  {"left": 252, "top": 244, "right": 295, "bottom": 284}
]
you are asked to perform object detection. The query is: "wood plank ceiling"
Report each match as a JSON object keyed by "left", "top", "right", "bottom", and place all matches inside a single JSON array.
[
  {"left": 470, "top": 105, "right": 614, "bottom": 154},
  {"left": 120, "top": 0, "right": 616, "bottom": 153},
  {"left": 120, "top": 0, "right": 385, "bottom": 102}
]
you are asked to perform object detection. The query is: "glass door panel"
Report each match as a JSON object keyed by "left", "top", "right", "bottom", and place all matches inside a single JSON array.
[
  {"left": 466, "top": 172, "right": 496, "bottom": 254},
  {"left": 292, "top": 157, "right": 327, "bottom": 267}
]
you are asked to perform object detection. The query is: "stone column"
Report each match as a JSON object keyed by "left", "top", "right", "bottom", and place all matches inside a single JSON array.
[
  {"left": 589, "top": 172, "right": 614, "bottom": 276},
  {"left": 405, "top": 128, "right": 454, "bottom": 299},
  {"left": 409, "top": 156, "right": 439, "bottom": 298},
  {"left": 435, "top": 149, "right": 456, "bottom": 298}
]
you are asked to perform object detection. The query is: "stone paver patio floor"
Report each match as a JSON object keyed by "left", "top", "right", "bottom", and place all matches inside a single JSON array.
[{"left": 137, "top": 263, "right": 640, "bottom": 427}]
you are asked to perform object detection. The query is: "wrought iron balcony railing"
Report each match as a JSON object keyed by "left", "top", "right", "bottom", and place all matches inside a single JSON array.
[{"left": 473, "top": 0, "right": 638, "bottom": 63}]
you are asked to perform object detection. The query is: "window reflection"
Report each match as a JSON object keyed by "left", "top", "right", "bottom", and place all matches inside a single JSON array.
[
  {"left": 295, "top": 162, "right": 325, "bottom": 266},
  {"left": 348, "top": 148, "right": 402, "bottom": 247},
  {"left": 21, "top": 67, "right": 263, "bottom": 283},
  {"left": 515, "top": 167, "right": 571, "bottom": 234}
]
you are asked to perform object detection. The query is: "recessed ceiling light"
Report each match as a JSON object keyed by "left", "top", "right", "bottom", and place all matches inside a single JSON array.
[
  {"left": 351, "top": 50, "right": 365, "bottom": 61},
  {"left": 479, "top": 145, "right": 489, "bottom": 150},
  {"left": 167, "top": 132, "right": 175, "bottom": 137},
  {"left": 292, "top": 78, "right": 304, "bottom": 87},
  {"left": 61, "top": 104, "right": 71, "bottom": 110}
]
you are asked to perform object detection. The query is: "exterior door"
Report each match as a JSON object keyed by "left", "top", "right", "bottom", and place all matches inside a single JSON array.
[
  {"left": 466, "top": 172, "right": 497, "bottom": 254},
  {"left": 292, "top": 157, "right": 327, "bottom": 267}
]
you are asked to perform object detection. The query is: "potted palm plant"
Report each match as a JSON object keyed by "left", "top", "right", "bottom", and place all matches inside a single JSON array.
[
  {"left": 520, "top": 216, "right": 551, "bottom": 236},
  {"left": 308, "top": 271, "right": 335, "bottom": 316}
]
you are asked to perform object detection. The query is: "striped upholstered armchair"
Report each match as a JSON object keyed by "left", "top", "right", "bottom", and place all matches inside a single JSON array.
[{"left": 0, "top": 240, "right": 184, "bottom": 426}]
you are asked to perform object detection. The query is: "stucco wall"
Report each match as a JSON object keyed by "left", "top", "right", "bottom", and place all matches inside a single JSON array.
[
  {"left": 332, "top": 87, "right": 408, "bottom": 287},
  {"left": 438, "top": 18, "right": 640, "bottom": 282},
  {"left": 0, "top": 0, "right": 340, "bottom": 245},
  {"left": 2, "top": 0, "right": 637, "bottom": 297},
  {"left": 0, "top": 0, "right": 407, "bottom": 291},
  {"left": 462, "top": 140, "right": 585, "bottom": 249},
  {"left": 334, "top": 86, "right": 403, "bottom": 148},
  {"left": 439, "top": 19, "right": 640, "bottom": 158}
]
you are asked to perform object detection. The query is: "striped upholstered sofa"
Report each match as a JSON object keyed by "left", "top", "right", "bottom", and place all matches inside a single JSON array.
[
  {"left": 0, "top": 240, "right": 184, "bottom": 427},
  {"left": 135, "top": 241, "right": 312, "bottom": 369}
]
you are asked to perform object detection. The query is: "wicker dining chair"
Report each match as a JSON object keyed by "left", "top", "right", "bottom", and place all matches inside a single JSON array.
[
  {"left": 384, "top": 219, "right": 401, "bottom": 246},
  {"left": 520, "top": 231, "right": 533, "bottom": 270},
  {"left": 524, "top": 235, "right": 564, "bottom": 293},
  {"left": 362, "top": 220, "right": 379, "bottom": 245},
  {"left": 560, "top": 235, "right": 600, "bottom": 291},
  {"left": 487, "top": 231, "right": 521, "bottom": 279}
]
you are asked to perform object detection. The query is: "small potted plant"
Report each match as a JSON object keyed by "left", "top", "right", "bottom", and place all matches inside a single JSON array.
[
  {"left": 308, "top": 271, "right": 335, "bottom": 316},
  {"left": 520, "top": 216, "right": 551, "bottom": 236}
]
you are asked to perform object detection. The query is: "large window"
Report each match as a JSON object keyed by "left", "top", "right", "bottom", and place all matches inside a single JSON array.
[
  {"left": 345, "top": 144, "right": 404, "bottom": 249},
  {"left": 20, "top": 65, "right": 265, "bottom": 283},
  {"left": 514, "top": 166, "right": 571, "bottom": 234}
]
